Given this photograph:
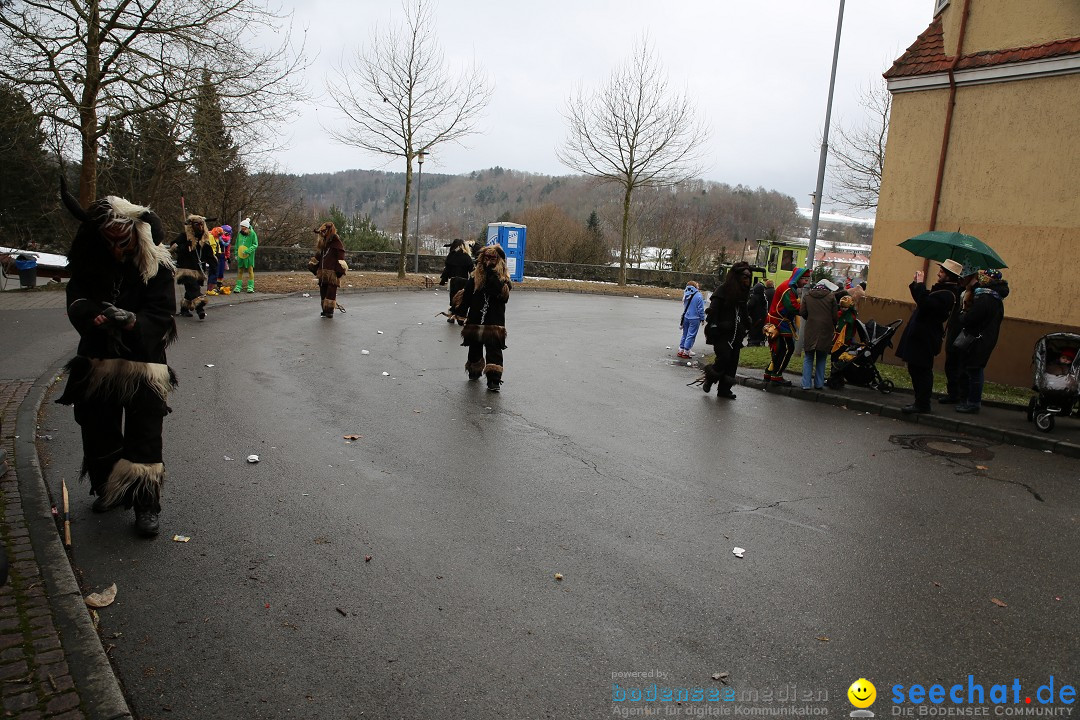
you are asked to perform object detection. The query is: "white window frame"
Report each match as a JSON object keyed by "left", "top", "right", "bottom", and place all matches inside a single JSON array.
[{"left": 934, "top": 0, "right": 950, "bottom": 14}]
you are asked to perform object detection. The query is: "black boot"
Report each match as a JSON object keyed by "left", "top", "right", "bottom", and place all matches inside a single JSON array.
[
  {"left": 486, "top": 367, "right": 503, "bottom": 392},
  {"left": 134, "top": 505, "right": 160, "bottom": 537},
  {"left": 701, "top": 366, "right": 720, "bottom": 394}
]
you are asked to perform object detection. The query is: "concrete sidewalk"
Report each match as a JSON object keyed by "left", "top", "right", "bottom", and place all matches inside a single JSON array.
[{"left": 725, "top": 364, "right": 1080, "bottom": 458}]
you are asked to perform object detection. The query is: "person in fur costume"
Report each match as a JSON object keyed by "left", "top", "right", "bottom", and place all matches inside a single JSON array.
[
  {"left": 458, "top": 244, "right": 512, "bottom": 392},
  {"left": 170, "top": 215, "right": 216, "bottom": 319},
  {"left": 700, "top": 262, "right": 752, "bottom": 399},
  {"left": 439, "top": 238, "right": 474, "bottom": 324},
  {"left": 55, "top": 179, "right": 178, "bottom": 537},
  {"left": 308, "top": 221, "right": 347, "bottom": 318}
]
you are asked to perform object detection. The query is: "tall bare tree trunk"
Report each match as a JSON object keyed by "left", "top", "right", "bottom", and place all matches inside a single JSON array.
[
  {"left": 619, "top": 185, "right": 633, "bottom": 286},
  {"left": 397, "top": 161, "right": 414, "bottom": 278}
]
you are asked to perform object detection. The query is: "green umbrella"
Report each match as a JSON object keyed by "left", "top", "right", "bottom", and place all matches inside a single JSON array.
[{"left": 898, "top": 231, "right": 1007, "bottom": 270}]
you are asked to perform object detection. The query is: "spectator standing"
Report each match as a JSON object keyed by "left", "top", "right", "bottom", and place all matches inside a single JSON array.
[
  {"left": 746, "top": 280, "right": 768, "bottom": 346},
  {"left": 954, "top": 269, "right": 1010, "bottom": 413},
  {"left": 677, "top": 281, "right": 705, "bottom": 359},
  {"left": 701, "top": 262, "right": 752, "bottom": 399},
  {"left": 895, "top": 265, "right": 956, "bottom": 414},
  {"left": 233, "top": 217, "right": 257, "bottom": 293},
  {"left": 938, "top": 259, "right": 973, "bottom": 404},
  {"left": 800, "top": 279, "right": 839, "bottom": 390}
]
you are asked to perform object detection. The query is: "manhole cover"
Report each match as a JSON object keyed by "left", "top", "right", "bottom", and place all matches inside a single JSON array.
[{"left": 890, "top": 434, "right": 994, "bottom": 461}]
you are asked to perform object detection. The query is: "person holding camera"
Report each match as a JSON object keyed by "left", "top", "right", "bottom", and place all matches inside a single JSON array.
[
  {"left": 895, "top": 264, "right": 957, "bottom": 414},
  {"left": 458, "top": 244, "right": 512, "bottom": 392}
]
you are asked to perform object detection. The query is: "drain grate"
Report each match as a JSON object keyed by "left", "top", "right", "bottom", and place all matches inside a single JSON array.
[{"left": 890, "top": 434, "right": 995, "bottom": 461}]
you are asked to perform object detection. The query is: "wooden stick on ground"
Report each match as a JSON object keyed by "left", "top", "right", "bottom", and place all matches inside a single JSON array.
[{"left": 61, "top": 478, "right": 71, "bottom": 547}]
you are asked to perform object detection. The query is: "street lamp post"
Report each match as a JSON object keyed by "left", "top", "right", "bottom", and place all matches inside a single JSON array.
[
  {"left": 413, "top": 150, "right": 426, "bottom": 274},
  {"left": 806, "top": 0, "right": 845, "bottom": 273}
]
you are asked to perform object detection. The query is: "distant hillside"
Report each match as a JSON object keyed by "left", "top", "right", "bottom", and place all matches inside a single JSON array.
[
  {"left": 292, "top": 167, "right": 803, "bottom": 242},
  {"left": 288, "top": 167, "right": 871, "bottom": 272}
]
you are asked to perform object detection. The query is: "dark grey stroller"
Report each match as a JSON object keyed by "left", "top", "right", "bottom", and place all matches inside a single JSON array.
[{"left": 1026, "top": 332, "right": 1080, "bottom": 432}]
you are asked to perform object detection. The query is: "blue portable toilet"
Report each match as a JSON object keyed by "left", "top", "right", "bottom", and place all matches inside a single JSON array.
[{"left": 486, "top": 222, "right": 526, "bottom": 282}]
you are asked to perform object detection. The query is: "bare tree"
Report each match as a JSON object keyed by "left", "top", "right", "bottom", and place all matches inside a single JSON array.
[
  {"left": 827, "top": 80, "right": 891, "bottom": 212},
  {"left": 558, "top": 37, "right": 708, "bottom": 285},
  {"left": 327, "top": 0, "right": 493, "bottom": 278},
  {"left": 0, "top": 0, "right": 307, "bottom": 206}
]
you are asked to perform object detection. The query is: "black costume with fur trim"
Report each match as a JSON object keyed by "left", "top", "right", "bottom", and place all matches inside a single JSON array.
[
  {"left": 440, "top": 245, "right": 474, "bottom": 322},
  {"left": 308, "top": 223, "right": 346, "bottom": 316},
  {"left": 56, "top": 187, "right": 177, "bottom": 531},
  {"left": 172, "top": 217, "right": 215, "bottom": 318},
  {"left": 458, "top": 251, "right": 512, "bottom": 389}
]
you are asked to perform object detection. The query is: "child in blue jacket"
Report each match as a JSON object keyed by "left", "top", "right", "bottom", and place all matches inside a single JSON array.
[{"left": 677, "top": 281, "right": 706, "bottom": 358}]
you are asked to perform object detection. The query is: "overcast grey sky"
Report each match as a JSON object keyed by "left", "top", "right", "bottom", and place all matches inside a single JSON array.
[{"left": 273, "top": 1, "right": 933, "bottom": 211}]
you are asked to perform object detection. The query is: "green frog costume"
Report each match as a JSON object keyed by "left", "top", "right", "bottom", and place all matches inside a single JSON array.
[{"left": 233, "top": 217, "right": 258, "bottom": 292}]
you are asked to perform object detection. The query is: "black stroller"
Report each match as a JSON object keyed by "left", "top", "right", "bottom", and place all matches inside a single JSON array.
[
  {"left": 1025, "top": 332, "right": 1080, "bottom": 432},
  {"left": 825, "top": 319, "right": 903, "bottom": 394}
]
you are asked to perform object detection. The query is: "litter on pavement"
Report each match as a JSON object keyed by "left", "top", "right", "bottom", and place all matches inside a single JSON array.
[
  {"left": 84, "top": 584, "right": 117, "bottom": 608},
  {"left": 247, "top": 455, "right": 259, "bottom": 463},
  {"left": 732, "top": 547, "right": 746, "bottom": 559}
]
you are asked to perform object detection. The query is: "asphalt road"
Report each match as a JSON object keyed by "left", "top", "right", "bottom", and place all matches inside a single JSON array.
[{"left": 35, "top": 290, "right": 1080, "bottom": 719}]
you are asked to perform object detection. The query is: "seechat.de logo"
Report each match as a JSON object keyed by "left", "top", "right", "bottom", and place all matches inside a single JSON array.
[{"left": 849, "top": 678, "right": 878, "bottom": 718}]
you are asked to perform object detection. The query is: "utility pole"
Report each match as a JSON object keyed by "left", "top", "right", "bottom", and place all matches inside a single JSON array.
[{"left": 807, "top": 0, "right": 845, "bottom": 272}]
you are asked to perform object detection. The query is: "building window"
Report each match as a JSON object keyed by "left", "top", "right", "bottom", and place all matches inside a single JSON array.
[{"left": 934, "top": 0, "right": 949, "bottom": 14}]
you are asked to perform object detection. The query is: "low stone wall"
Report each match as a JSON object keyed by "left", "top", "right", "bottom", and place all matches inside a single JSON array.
[{"left": 254, "top": 248, "right": 715, "bottom": 289}]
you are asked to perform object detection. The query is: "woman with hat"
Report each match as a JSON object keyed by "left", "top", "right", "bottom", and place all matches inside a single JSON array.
[
  {"left": 938, "top": 258, "right": 974, "bottom": 405},
  {"left": 895, "top": 261, "right": 959, "bottom": 413},
  {"left": 954, "top": 268, "right": 1009, "bottom": 413}
]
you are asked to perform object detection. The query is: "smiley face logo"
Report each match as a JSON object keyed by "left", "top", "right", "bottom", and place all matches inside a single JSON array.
[{"left": 848, "top": 678, "right": 877, "bottom": 709}]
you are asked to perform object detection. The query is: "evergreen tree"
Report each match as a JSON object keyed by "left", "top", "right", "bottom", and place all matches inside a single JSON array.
[
  {"left": 572, "top": 210, "right": 611, "bottom": 265},
  {"left": 0, "top": 83, "right": 60, "bottom": 248},
  {"left": 189, "top": 69, "right": 244, "bottom": 222},
  {"left": 99, "top": 110, "right": 186, "bottom": 217},
  {"left": 328, "top": 204, "right": 393, "bottom": 252}
]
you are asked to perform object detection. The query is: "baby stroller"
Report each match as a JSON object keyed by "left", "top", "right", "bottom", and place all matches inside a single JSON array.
[
  {"left": 1026, "top": 332, "right": 1080, "bottom": 432},
  {"left": 825, "top": 319, "right": 903, "bottom": 394}
]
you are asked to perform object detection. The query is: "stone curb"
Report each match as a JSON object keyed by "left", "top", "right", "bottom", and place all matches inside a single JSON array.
[
  {"left": 729, "top": 373, "right": 1080, "bottom": 458},
  {"left": 15, "top": 363, "right": 133, "bottom": 720}
]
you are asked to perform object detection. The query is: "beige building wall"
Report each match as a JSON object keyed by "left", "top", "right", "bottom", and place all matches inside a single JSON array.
[
  {"left": 941, "top": 0, "right": 1080, "bottom": 55},
  {"left": 871, "top": 74, "right": 1080, "bottom": 326}
]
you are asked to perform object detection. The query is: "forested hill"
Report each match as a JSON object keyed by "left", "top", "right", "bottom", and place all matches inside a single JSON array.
[{"left": 291, "top": 167, "right": 803, "bottom": 248}]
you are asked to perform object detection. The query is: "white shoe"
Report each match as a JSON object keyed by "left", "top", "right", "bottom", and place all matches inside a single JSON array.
[{"left": 686, "top": 350, "right": 696, "bottom": 357}]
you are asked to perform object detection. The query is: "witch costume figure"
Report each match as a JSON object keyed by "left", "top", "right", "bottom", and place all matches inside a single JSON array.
[
  {"left": 309, "top": 221, "right": 347, "bottom": 318},
  {"left": 171, "top": 214, "right": 215, "bottom": 319},
  {"left": 458, "top": 244, "right": 512, "bottom": 392},
  {"left": 56, "top": 180, "right": 178, "bottom": 537},
  {"left": 764, "top": 267, "right": 809, "bottom": 385}
]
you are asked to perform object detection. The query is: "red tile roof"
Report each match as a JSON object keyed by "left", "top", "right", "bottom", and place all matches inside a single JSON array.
[
  {"left": 885, "top": 17, "right": 1080, "bottom": 79},
  {"left": 885, "top": 18, "right": 951, "bottom": 79}
]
